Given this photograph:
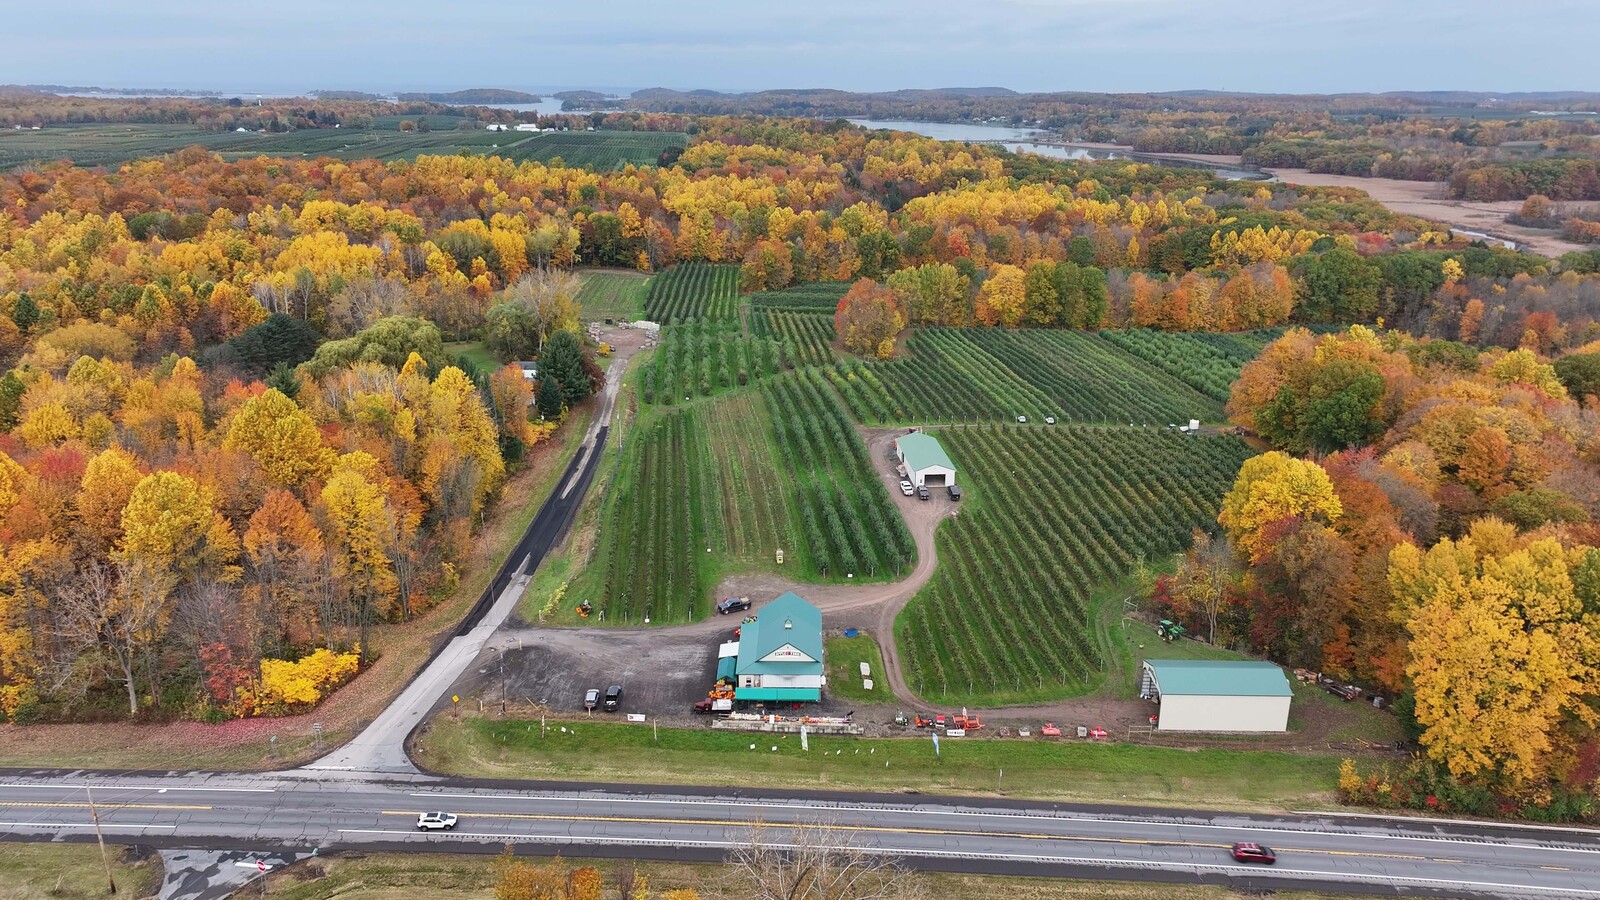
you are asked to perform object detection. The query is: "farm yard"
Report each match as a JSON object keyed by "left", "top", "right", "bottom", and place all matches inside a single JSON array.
[
  {"left": 897, "top": 426, "right": 1254, "bottom": 706},
  {"left": 642, "top": 262, "right": 741, "bottom": 321},
  {"left": 0, "top": 123, "right": 687, "bottom": 171},
  {"left": 579, "top": 373, "right": 912, "bottom": 625},
  {"left": 832, "top": 328, "right": 1227, "bottom": 425},
  {"left": 576, "top": 270, "right": 650, "bottom": 322}
]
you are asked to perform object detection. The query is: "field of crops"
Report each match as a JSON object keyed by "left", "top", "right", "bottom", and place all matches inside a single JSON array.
[
  {"left": 764, "top": 370, "right": 916, "bottom": 578},
  {"left": 751, "top": 309, "right": 836, "bottom": 367},
  {"left": 831, "top": 329, "right": 1224, "bottom": 425},
  {"left": 1098, "top": 329, "right": 1282, "bottom": 402},
  {"left": 588, "top": 376, "right": 912, "bottom": 624},
  {"left": 0, "top": 123, "right": 685, "bottom": 171},
  {"left": 503, "top": 131, "right": 688, "bottom": 169},
  {"left": 898, "top": 426, "right": 1254, "bottom": 705},
  {"left": 642, "top": 263, "right": 741, "bottom": 322},
  {"left": 747, "top": 282, "right": 851, "bottom": 311},
  {"left": 642, "top": 319, "right": 784, "bottom": 404},
  {"left": 576, "top": 271, "right": 650, "bottom": 322}
]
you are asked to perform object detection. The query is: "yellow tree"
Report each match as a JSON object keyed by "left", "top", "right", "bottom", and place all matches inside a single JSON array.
[
  {"left": 1218, "top": 452, "right": 1343, "bottom": 563},
  {"left": 75, "top": 447, "right": 144, "bottom": 553},
  {"left": 973, "top": 264, "right": 1026, "bottom": 327},
  {"left": 321, "top": 466, "right": 396, "bottom": 659},
  {"left": 244, "top": 490, "right": 328, "bottom": 649},
  {"left": 223, "top": 388, "right": 336, "bottom": 489},
  {"left": 1401, "top": 537, "right": 1591, "bottom": 783}
]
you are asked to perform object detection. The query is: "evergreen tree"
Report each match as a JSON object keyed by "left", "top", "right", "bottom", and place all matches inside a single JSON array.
[
  {"left": 0, "top": 371, "right": 24, "bottom": 430},
  {"left": 539, "top": 330, "right": 589, "bottom": 407},
  {"left": 536, "top": 373, "right": 565, "bottom": 420},
  {"left": 10, "top": 293, "right": 38, "bottom": 332}
]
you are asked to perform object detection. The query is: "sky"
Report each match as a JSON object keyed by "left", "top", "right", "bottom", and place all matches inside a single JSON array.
[{"left": 4, "top": 0, "right": 1596, "bottom": 96}]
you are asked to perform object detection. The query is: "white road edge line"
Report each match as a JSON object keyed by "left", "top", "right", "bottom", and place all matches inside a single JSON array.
[
  {"left": 336, "top": 830, "right": 1600, "bottom": 897},
  {"left": 0, "top": 822, "right": 178, "bottom": 829},
  {"left": 0, "top": 784, "right": 275, "bottom": 793},
  {"left": 403, "top": 793, "right": 1600, "bottom": 854}
]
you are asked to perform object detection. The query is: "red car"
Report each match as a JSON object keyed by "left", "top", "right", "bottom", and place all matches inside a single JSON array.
[{"left": 1231, "top": 842, "right": 1276, "bottom": 865}]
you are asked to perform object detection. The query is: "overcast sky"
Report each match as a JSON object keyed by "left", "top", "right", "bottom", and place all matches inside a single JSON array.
[{"left": 5, "top": 0, "right": 1595, "bottom": 96}]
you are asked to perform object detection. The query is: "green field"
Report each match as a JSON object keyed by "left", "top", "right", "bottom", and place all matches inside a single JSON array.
[
  {"left": 747, "top": 281, "right": 852, "bottom": 311},
  {"left": 503, "top": 130, "right": 688, "bottom": 168},
  {"left": 825, "top": 633, "right": 890, "bottom": 704},
  {"left": 898, "top": 426, "right": 1254, "bottom": 705},
  {"left": 642, "top": 318, "right": 784, "bottom": 404},
  {"left": 416, "top": 716, "right": 1340, "bottom": 808},
  {"left": 643, "top": 262, "right": 741, "bottom": 321},
  {"left": 576, "top": 270, "right": 650, "bottom": 322},
  {"left": 1098, "top": 329, "right": 1283, "bottom": 402},
  {"left": 580, "top": 369, "right": 911, "bottom": 625},
  {"left": 751, "top": 308, "right": 837, "bottom": 367},
  {"left": 0, "top": 123, "right": 685, "bottom": 171},
  {"left": 833, "top": 328, "right": 1227, "bottom": 425}
]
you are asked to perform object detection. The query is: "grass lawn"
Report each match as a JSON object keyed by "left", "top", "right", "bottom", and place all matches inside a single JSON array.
[
  {"left": 0, "top": 844, "right": 160, "bottom": 900},
  {"left": 257, "top": 850, "right": 1356, "bottom": 900},
  {"left": 415, "top": 715, "right": 1341, "bottom": 809},
  {"left": 577, "top": 270, "right": 651, "bottom": 323},
  {"left": 826, "top": 634, "right": 889, "bottom": 704},
  {"left": 443, "top": 340, "right": 503, "bottom": 374}
]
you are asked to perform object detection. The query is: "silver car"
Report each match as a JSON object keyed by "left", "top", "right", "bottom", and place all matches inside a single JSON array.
[{"left": 417, "top": 811, "right": 458, "bottom": 831}]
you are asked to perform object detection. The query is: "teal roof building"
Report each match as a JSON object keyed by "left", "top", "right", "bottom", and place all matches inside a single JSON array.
[
  {"left": 1140, "top": 659, "right": 1292, "bottom": 732},
  {"left": 894, "top": 431, "right": 956, "bottom": 488},
  {"left": 734, "top": 592, "right": 825, "bottom": 703}
]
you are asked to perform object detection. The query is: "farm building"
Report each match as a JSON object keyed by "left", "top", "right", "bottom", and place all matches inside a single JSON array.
[
  {"left": 515, "top": 361, "right": 539, "bottom": 381},
  {"left": 894, "top": 431, "right": 956, "bottom": 488},
  {"left": 1140, "top": 660, "right": 1291, "bottom": 732},
  {"left": 733, "top": 592, "right": 824, "bottom": 703}
]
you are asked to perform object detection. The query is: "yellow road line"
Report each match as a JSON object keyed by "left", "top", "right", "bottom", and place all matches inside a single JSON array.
[
  {"left": 0, "top": 801, "right": 211, "bottom": 811},
  {"left": 382, "top": 811, "right": 1426, "bottom": 861}
]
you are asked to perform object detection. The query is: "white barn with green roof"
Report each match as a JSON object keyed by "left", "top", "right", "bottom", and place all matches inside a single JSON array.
[
  {"left": 1140, "top": 659, "right": 1292, "bottom": 732},
  {"left": 894, "top": 431, "right": 956, "bottom": 489},
  {"left": 733, "top": 592, "right": 825, "bottom": 703}
]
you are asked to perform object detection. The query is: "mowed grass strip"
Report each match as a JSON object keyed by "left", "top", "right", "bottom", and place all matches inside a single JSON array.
[
  {"left": 416, "top": 716, "right": 1340, "bottom": 808},
  {"left": 576, "top": 270, "right": 651, "bottom": 322},
  {"left": 825, "top": 634, "right": 889, "bottom": 704}
]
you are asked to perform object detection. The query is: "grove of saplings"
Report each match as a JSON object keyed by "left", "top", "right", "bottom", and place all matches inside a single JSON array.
[{"left": 0, "top": 98, "right": 1595, "bottom": 791}]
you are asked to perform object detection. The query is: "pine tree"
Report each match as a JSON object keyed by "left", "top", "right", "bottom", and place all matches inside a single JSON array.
[
  {"left": 536, "top": 374, "right": 565, "bottom": 420},
  {"left": 10, "top": 293, "right": 38, "bottom": 332},
  {"left": 539, "top": 330, "right": 589, "bottom": 407}
]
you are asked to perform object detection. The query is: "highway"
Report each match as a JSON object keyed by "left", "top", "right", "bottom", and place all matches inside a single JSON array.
[{"left": 2, "top": 772, "right": 1599, "bottom": 898}]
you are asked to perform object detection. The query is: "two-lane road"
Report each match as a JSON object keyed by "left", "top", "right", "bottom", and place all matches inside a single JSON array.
[{"left": 2, "top": 773, "right": 1598, "bottom": 898}]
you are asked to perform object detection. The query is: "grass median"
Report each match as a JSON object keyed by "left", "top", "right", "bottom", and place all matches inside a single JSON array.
[{"left": 414, "top": 713, "right": 1340, "bottom": 809}]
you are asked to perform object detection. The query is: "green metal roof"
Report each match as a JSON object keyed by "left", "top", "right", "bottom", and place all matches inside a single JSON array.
[
  {"left": 736, "top": 592, "right": 823, "bottom": 677},
  {"left": 896, "top": 432, "right": 955, "bottom": 473},
  {"left": 734, "top": 687, "right": 822, "bottom": 702},
  {"left": 1144, "top": 660, "right": 1292, "bottom": 697}
]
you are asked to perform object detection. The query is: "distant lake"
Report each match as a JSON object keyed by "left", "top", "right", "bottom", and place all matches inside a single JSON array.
[
  {"left": 463, "top": 99, "right": 580, "bottom": 116},
  {"left": 845, "top": 118, "right": 1267, "bottom": 181}
]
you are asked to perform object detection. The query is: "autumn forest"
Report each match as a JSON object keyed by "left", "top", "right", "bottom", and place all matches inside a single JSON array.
[{"left": 2, "top": 92, "right": 1600, "bottom": 819}]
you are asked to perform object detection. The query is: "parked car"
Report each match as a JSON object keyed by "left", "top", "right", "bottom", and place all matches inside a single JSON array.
[
  {"left": 417, "top": 812, "right": 458, "bottom": 831},
  {"left": 583, "top": 688, "right": 600, "bottom": 710},
  {"left": 899, "top": 479, "right": 914, "bottom": 496},
  {"left": 1045, "top": 416, "right": 1056, "bottom": 425},
  {"left": 603, "top": 684, "right": 623, "bottom": 711},
  {"left": 948, "top": 485, "right": 962, "bottom": 501},
  {"left": 917, "top": 485, "right": 930, "bottom": 500},
  {"left": 1016, "top": 415, "right": 1028, "bottom": 423},
  {"left": 1230, "top": 842, "right": 1276, "bottom": 864},
  {"left": 716, "top": 596, "right": 752, "bottom": 615}
]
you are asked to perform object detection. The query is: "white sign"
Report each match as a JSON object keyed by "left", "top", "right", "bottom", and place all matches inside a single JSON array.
[{"left": 759, "top": 643, "right": 816, "bottom": 663}]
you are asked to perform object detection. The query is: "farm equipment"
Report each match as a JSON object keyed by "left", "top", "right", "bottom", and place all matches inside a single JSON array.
[
  {"left": 913, "top": 715, "right": 935, "bottom": 729},
  {"left": 933, "top": 714, "right": 947, "bottom": 729},
  {"left": 1157, "top": 619, "right": 1186, "bottom": 642},
  {"left": 577, "top": 600, "right": 593, "bottom": 618},
  {"left": 952, "top": 714, "right": 984, "bottom": 731},
  {"left": 893, "top": 710, "right": 909, "bottom": 726},
  {"left": 1040, "top": 722, "right": 1061, "bottom": 737},
  {"left": 1321, "top": 677, "right": 1363, "bottom": 701},
  {"left": 694, "top": 697, "right": 733, "bottom": 714},
  {"left": 1088, "top": 726, "right": 1108, "bottom": 739}
]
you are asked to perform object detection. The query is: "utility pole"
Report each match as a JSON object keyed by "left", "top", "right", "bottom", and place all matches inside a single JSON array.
[{"left": 87, "top": 786, "right": 116, "bottom": 894}]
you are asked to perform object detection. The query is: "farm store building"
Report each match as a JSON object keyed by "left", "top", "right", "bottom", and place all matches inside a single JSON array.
[
  {"left": 1140, "top": 660, "right": 1292, "bottom": 733},
  {"left": 894, "top": 431, "right": 956, "bottom": 489},
  {"left": 734, "top": 592, "right": 825, "bottom": 702}
]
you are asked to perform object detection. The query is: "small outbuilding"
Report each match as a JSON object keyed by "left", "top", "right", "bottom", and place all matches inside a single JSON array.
[
  {"left": 734, "top": 592, "right": 824, "bottom": 703},
  {"left": 1140, "top": 659, "right": 1291, "bottom": 733},
  {"left": 894, "top": 431, "right": 956, "bottom": 489}
]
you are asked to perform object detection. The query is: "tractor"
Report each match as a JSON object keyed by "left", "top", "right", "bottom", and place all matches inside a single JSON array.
[{"left": 1157, "top": 619, "right": 1186, "bottom": 643}]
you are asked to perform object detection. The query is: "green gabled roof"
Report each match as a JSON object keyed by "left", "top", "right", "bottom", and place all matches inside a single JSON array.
[
  {"left": 1145, "top": 660, "right": 1291, "bottom": 697},
  {"left": 736, "top": 592, "right": 823, "bottom": 676},
  {"left": 896, "top": 432, "right": 954, "bottom": 472}
]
